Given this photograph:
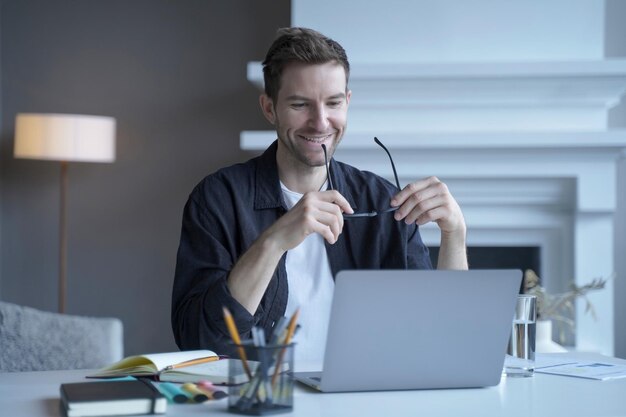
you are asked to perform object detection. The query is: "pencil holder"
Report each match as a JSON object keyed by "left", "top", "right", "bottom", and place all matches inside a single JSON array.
[{"left": 228, "top": 342, "right": 295, "bottom": 415}]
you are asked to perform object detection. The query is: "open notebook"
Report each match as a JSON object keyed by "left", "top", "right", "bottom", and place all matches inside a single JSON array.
[{"left": 88, "top": 350, "right": 252, "bottom": 384}]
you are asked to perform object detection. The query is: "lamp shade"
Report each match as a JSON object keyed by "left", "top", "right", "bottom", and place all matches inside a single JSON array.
[{"left": 14, "top": 113, "right": 116, "bottom": 163}]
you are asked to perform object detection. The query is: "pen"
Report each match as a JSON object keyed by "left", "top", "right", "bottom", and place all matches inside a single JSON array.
[
  {"left": 222, "top": 307, "right": 253, "bottom": 379},
  {"left": 158, "top": 382, "right": 189, "bottom": 403},
  {"left": 163, "top": 355, "right": 223, "bottom": 371},
  {"left": 253, "top": 327, "right": 273, "bottom": 404},
  {"left": 196, "top": 386, "right": 228, "bottom": 400},
  {"left": 271, "top": 308, "right": 299, "bottom": 386},
  {"left": 268, "top": 317, "right": 288, "bottom": 345},
  {"left": 197, "top": 380, "right": 228, "bottom": 400},
  {"left": 181, "top": 383, "right": 209, "bottom": 403}
]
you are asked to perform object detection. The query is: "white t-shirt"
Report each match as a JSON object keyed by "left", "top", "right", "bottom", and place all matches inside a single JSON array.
[{"left": 280, "top": 182, "right": 335, "bottom": 369}]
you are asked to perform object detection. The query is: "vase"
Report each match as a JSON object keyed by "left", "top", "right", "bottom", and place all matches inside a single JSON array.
[{"left": 535, "top": 320, "right": 568, "bottom": 353}]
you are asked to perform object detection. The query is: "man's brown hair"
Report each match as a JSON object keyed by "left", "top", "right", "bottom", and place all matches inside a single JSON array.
[{"left": 262, "top": 27, "right": 350, "bottom": 102}]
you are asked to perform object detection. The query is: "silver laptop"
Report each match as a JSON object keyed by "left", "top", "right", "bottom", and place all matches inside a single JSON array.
[{"left": 295, "top": 269, "right": 522, "bottom": 392}]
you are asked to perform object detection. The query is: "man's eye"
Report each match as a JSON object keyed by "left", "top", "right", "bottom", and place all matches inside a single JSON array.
[
  {"left": 328, "top": 101, "right": 342, "bottom": 108},
  {"left": 290, "top": 103, "right": 306, "bottom": 109}
]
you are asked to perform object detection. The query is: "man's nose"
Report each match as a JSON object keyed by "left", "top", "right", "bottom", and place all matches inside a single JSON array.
[{"left": 309, "top": 105, "right": 330, "bottom": 131}]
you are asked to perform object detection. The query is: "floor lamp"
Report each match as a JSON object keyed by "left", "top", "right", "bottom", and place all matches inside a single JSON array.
[{"left": 14, "top": 113, "right": 116, "bottom": 313}]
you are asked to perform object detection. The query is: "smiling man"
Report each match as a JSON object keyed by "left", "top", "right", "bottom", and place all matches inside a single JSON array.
[{"left": 172, "top": 28, "right": 468, "bottom": 364}]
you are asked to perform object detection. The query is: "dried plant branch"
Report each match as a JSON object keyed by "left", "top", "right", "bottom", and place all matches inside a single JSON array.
[{"left": 523, "top": 269, "right": 607, "bottom": 335}]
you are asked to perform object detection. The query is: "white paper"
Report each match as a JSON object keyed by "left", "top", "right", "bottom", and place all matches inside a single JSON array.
[
  {"left": 534, "top": 354, "right": 577, "bottom": 369},
  {"left": 535, "top": 360, "right": 626, "bottom": 380}
]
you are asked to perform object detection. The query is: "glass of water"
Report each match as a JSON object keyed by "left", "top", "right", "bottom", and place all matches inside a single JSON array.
[{"left": 505, "top": 294, "right": 537, "bottom": 377}]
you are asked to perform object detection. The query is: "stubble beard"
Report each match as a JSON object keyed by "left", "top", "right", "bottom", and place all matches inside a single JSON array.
[{"left": 276, "top": 123, "right": 346, "bottom": 170}]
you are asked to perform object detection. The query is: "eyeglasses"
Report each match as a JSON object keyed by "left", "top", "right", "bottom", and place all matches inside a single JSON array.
[{"left": 322, "top": 137, "right": 401, "bottom": 218}]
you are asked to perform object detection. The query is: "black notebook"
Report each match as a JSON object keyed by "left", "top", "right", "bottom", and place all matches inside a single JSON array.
[{"left": 60, "top": 380, "right": 167, "bottom": 417}]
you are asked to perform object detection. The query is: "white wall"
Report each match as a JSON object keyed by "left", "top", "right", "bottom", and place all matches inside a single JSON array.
[
  {"left": 605, "top": 0, "right": 626, "bottom": 359},
  {"left": 289, "top": 0, "right": 626, "bottom": 357},
  {"left": 293, "top": 0, "right": 604, "bottom": 62}
]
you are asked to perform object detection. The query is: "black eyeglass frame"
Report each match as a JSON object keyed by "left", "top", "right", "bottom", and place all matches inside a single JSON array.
[{"left": 322, "top": 137, "right": 401, "bottom": 218}]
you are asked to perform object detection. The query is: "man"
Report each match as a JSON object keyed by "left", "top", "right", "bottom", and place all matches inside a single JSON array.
[{"left": 172, "top": 28, "right": 467, "bottom": 363}]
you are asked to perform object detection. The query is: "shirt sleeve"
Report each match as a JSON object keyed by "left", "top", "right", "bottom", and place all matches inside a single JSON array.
[
  {"left": 407, "top": 224, "right": 433, "bottom": 270},
  {"left": 171, "top": 192, "right": 265, "bottom": 355}
]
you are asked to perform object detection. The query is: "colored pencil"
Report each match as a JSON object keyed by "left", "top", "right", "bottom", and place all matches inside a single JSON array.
[{"left": 222, "top": 306, "right": 253, "bottom": 379}]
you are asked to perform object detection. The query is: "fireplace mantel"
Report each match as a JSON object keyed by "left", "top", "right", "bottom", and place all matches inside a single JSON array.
[{"left": 247, "top": 60, "right": 626, "bottom": 106}]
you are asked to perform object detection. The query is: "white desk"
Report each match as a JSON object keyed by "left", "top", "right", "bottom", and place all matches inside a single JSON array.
[{"left": 2, "top": 353, "right": 626, "bottom": 417}]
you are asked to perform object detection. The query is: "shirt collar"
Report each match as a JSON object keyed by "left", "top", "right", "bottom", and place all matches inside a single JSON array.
[
  {"left": 253, "top": 140, "right": 357, "bottom": 211},
  {"left": 254, "top": 141, "right": 284, "bottom": 210}
]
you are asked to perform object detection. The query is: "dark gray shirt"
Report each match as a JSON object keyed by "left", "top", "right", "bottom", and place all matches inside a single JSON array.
[{"left": 171, "top": 141, "right": 432, "bottom": 356}]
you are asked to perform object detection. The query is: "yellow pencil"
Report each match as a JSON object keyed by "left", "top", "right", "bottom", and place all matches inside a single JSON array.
[
  {"left": 222, "top": 306, "right": 253, "bottom": 379},
  {"left": 164, "top": 355, "right": 221, "bottom": 370},
  {"left": 283, "top": 308, "right": 300, "bottom": 344},
  {"left": 271, "top": 308, "right": 300, "bottom": 386}
]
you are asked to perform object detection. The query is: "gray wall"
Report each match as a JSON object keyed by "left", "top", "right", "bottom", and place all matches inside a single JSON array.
[
  {"left": 606, "top": 0, "right": 626, "bottom": 359},
  {"left": 0, "top": 0, "right": 290, "bottom": 355}
]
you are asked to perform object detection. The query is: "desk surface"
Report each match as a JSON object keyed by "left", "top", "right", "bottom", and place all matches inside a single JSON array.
[{"left": 2, "top": 353, "right": 626, "bottom": 417}]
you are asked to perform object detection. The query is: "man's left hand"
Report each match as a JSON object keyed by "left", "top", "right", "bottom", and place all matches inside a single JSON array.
[{"left": 390, "top": 176, "right": 465, "bottom": 237}]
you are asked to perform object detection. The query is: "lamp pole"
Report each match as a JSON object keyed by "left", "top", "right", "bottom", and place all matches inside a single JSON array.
[{"left": 59, "top": 161, "right": 68, "bottom": 314}]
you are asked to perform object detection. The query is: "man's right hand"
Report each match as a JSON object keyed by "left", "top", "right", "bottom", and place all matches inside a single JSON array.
[
  {"left": 227, "top": 190, "right": 353, "bottom": 315},
  {"left": 263, "top": 190, "right": 354, "bottom": 251}
]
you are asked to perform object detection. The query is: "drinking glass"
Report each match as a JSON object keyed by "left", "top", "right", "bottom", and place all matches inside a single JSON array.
[{"left": 505, "top": 294, "right": 537, "bottom": 377}]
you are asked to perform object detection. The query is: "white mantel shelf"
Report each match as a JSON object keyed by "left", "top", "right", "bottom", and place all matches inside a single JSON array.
[
  {"left": 247, "top": 60, "right": 626, "bottom": 81},
  {"left": 241, "top": 131, "right": 626, "bottom": 151}
]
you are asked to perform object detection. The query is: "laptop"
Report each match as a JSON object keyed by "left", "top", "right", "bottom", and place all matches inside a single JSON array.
[{"left": 295, "top": 269, "right": 522, "bottom": 392}]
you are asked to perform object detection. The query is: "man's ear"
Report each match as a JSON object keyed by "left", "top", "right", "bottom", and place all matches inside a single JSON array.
[{"left": 259, "top": 94, "right": 276, "bottom": 125}]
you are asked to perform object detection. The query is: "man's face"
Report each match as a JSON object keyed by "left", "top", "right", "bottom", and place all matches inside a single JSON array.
[{"left": 264, "top": 62, "right": 351, "bottom": 169}]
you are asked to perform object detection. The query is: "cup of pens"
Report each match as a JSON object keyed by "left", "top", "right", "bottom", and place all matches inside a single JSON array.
[{"left": 228, "top": 341, "right": 295, "bottom": 415}]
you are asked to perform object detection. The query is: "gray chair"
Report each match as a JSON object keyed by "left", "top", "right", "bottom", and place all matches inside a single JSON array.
[{"left": 0, "top": 301, "right": 123, "bottom": 372}]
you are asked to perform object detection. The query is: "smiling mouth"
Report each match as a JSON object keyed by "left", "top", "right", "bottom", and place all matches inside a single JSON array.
[{"left": 298, "top": 134, "right": 333, "bottom": 143}]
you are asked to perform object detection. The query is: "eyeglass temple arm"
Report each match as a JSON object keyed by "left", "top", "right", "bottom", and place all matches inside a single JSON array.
[
  {"left": 373, "top": 137, "right": 401, "bottom": 190},
  {"left": 321, "top": 144, "right": 335, "bottom": 190}
]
